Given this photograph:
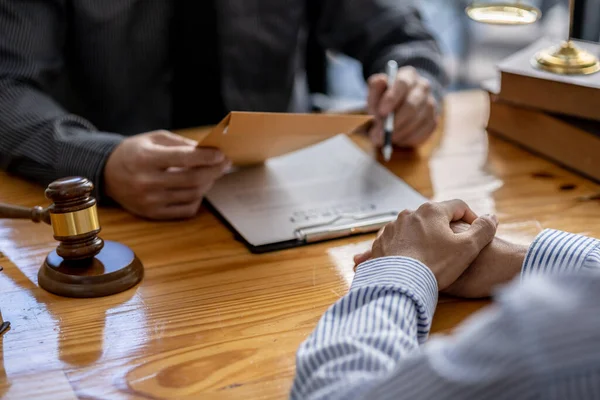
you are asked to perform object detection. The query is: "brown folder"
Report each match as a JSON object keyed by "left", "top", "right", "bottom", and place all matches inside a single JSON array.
[{"left": 197, "top": 112, "right": 373, "bottom": 166}]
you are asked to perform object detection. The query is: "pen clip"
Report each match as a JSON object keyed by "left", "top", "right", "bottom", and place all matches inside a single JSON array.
[{"left": 294, "top": 212, "right": 397, "bottom": 243}]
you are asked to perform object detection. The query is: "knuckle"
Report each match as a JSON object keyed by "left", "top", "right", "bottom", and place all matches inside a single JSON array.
[
  {"left": 478, "top": 217, "right": 497, "bottom": 235},
  {"left": 455, "top": 199, "right": 468, "bottom": 209},
  {"left": 418, "top": 202, "right": 438, "bottom": 214},
  {"left": 134, "top": 146, "right": 152, "bottom": 165},
  {"left": 398, "top": 209, "right": 412, "bottom": 218},
  {"left": 403, "top": 65, "right": 417, "bottom": 76},
  {"left": 368, "top": 74, "right": 382, "bottom": 86},
  {"left": 420, "top": 79, "right": 431, "bottom": 92}
]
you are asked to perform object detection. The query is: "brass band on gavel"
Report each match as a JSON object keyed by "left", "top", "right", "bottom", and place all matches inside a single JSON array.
[{"left": 49, "top": 204, "right": 101, "bottom": 237}]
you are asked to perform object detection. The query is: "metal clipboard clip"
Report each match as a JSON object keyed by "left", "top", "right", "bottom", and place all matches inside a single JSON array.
[{"left": 294, "top": 212, "right": 398, "bottom": 243}]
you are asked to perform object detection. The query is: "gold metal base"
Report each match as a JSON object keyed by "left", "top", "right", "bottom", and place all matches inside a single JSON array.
[
  {"left": 466, "top": 3, "right": 541, "bottom": 25},
  {"left": 533, "top": 41, "right": 600, "bottom": 75}
]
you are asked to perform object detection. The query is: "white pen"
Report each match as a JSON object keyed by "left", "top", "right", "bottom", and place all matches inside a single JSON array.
[{"left": 382, "top": 60, "right": 398, "bottom": 162}]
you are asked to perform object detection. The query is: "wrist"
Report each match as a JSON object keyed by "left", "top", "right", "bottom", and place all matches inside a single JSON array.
[
  {"left": 101, "top": 146, "right": 122, "bottom": 206},
  {"left": 494, "top": 238, "right": 528, "bottom": 284}
]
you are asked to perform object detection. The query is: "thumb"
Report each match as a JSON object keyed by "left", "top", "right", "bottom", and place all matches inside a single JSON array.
[
  {"left": 150, "top": 130, "right": 199, "bottom": 147},
  {"left": 458, "top": 214, "right": 499, "bottom": 257},
  {"left": 149, "top": 146, "right": 225, "bottom": 169}
]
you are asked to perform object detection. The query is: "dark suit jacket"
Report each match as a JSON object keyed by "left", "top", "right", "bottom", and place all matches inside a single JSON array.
[{"left": 0, "top": 0, "right": 447, "bottom": 200}]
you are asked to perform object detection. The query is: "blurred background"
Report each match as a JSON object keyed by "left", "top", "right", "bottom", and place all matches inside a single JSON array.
[{"left": 311, "top": 0, "right": 600, "bottom": 111}]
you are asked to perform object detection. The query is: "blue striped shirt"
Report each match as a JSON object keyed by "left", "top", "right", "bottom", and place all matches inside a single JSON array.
[{"left": 290, "top": 229, "right": 600, "bottom": 399}]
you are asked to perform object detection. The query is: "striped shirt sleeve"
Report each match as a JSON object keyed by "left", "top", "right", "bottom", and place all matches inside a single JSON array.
[
  {"left": 290, "top": 257, "right": 438, "bottom": 399},
  {"left": 521, "top": 229, "right": 600, "bottom": 280},
  {"left": 290, "top": 231, "right": 600, "bottom": 400}
]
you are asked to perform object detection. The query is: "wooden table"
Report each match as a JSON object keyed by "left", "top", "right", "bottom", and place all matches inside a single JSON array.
[{"left": 1, "top": 90, "right": 599, "bottom": 399}]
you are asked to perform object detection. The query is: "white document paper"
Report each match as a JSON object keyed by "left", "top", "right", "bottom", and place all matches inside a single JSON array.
[{"left": 206, "top": 135, "right": 427, "bottom": 249}]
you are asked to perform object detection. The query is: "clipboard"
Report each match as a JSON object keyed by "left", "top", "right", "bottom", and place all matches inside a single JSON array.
[
  {"left": 204, "top": 135, "right": 427, "bottom": 253},
  {"left": 206, "top": 202, "right": 399, "bottom": 253}
]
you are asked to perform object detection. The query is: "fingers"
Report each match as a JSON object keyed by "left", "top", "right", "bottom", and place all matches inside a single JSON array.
[
  {"left": 401, "top": 117, "right": 437, "bottom": 148},
  {"left": 457, "top": 214, "right": 499, "bottom": 257},
  {"left": 367, "top": 74, "right": 388, "bottom": 116},
  {"left": 393, "top": 81, "right": 430, "bottom": 133},
  {"left": 419, "top": 200, "right": 498, "bottom": 260},
  {"left": 378, "top": 67, "right": 418, "bottom": 116},
  {"left": 391, "top": 78, "right": 435, "bottom": 146},
  {"left": 394, "top": 98, "right": 428, "bottom": 140},
  {"left": 147, "top": 145, "right": 226, "bottom": 169},
  {"left": 150, "top": 130, "right": 199, "bottom": 147},
  {"left": 152, "top": 200, "right": 203, "bottom": 220},
  {"left": 141, "top": 129, "right": 226, "bottom": 169},
  {"left": 449, "top": 221, "right": 471, "bottom": 234},
  {"left": 427, "top": 199, "right": 479, "bottom": 224},
  {"left": 367, "top": 68, "right": 436, "bottom": 149},
  {"left": 150, "top": 185, "right": 212, "bottom": 207},
  {"left": 126, "top": 161, "right": 229, "bottom": 219},
  {"left": 165, "top": 188, "right": 206, "bottom": 206},
  {"left": 157, "top": 161, "right": 230, "bottom": 189},
  {"left": 368, "top": 119, "right": 384, "bottom": 147},
  {"left": 367, "top": 74, "right": 387, "bottom": 147},
  {"left": 155, "top": 163, "right": 229, "bottom": 204}
]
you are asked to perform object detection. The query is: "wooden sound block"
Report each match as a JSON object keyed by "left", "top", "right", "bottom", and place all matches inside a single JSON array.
[{"left": 38, "top": 241, "right": 144, "bottom": 298}]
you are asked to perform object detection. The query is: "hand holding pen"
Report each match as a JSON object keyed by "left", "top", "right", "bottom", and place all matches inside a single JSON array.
[{"left": 366, "top": 63, "right": 439, "bottom": 157}]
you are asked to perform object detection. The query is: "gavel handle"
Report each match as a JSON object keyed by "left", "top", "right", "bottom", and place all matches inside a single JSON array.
[{"left": 0, "top": 203, "right": 51, "bottom": 225}]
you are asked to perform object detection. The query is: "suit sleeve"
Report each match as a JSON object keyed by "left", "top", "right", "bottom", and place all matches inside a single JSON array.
[
  {"left": 0, "top": 0, "right": 123, "bottom": 201},
  {"left": 313, "top": 0, "right": 449, "bottom": 103}
]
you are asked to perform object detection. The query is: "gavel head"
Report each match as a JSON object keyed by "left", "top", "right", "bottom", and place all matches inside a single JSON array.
[{"left": 45, "top": 177, "right": 104, "bottom": 261}]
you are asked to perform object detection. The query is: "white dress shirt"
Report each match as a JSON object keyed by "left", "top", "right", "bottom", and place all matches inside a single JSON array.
[{"left": 290, "top": 229, "right": 600, "bottom": 399}]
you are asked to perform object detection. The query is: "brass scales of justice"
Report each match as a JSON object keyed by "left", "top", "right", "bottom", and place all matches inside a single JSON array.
[
  {"left": 466, "top": 0, "right": 600, "bottom": 75},
  {"left": 0, "top": 177, "right": 144, "bottom": 298}
]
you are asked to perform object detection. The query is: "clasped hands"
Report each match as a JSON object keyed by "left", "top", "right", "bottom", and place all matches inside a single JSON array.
[{"left": 353, "top": 200, "right": 528, "bottom": 298}]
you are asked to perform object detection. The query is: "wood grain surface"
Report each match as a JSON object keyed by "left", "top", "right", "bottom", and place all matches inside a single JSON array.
[{"left": 1, "top": 90, "right": 599, "bottom": 399}]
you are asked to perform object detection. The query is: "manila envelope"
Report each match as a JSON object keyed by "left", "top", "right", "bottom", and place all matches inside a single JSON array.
[{"left": 197, "top": 112, "right": 373, "bottom": 166}]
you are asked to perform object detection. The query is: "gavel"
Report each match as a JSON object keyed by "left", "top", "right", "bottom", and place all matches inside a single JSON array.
[{"left": 0, "top": 177, "right": 143, "bottom": 298}]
